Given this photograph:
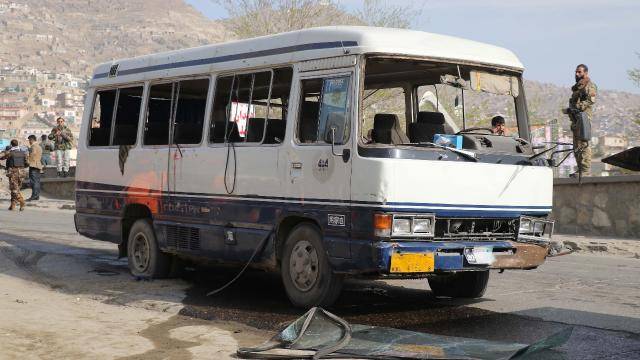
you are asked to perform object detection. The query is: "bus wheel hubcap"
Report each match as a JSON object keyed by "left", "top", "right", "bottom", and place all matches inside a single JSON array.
[
  {"left": 132, "top": 233, "right": 151, "bottom": 272},
  {"left": 289, "top": 240, "right": 319, "bottom": 292}
]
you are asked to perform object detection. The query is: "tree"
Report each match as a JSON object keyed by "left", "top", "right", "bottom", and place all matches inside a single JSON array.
[
  {"left": 213, "top": 0, "right": 423, "bottom": 39},
  {"left": 630, "top": 53, "right": 640, "bottom": 87},
  {"left": 352, "top": 0, "right": 423, "bottom": 29}
]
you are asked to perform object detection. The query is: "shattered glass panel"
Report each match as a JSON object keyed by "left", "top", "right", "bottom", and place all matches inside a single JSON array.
[{"left": 239, "top": 307, "right": 572, "bottom": 360}]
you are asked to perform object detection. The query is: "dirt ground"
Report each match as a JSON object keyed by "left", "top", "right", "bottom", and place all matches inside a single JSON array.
[
  {"left": 0, "top": 183, "right": 270, "bottom": 360},
  {"left": 0, "top": 183, "right": 639, "bottom": 359}
]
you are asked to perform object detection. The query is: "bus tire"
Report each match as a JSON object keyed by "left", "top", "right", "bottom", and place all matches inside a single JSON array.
[
  {"left": 127, "top": 219, "right": 171, "bottom": 279},
  {"left": 281, "top": 223, "right": 343, "bottom": 308},
  {"left": 428, "top": 270, "right": 489, "bottom": 298}
]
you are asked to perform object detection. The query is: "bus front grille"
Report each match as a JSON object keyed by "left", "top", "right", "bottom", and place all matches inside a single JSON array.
[{"left": 434, "top": 218, "right": 518, "bottom": 241}]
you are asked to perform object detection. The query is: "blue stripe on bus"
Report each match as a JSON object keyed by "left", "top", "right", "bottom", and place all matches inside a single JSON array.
[{"left": 93, "top": 40, "right": 359, "bottom": 79}]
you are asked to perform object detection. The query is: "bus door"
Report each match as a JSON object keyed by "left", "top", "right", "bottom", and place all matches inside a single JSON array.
[{"left": 284, "top": 70, "right": 355, "bottom": 259}]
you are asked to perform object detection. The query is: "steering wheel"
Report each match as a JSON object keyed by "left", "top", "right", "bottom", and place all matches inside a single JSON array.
[{"left": 456, "top": 127, "right": 494, "bottom": 135}]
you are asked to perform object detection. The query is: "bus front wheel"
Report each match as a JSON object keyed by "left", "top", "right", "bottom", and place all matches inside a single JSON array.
[
  {"left": 428, "top": 270, "right": 490, "bottom": 298},
  {"left": 127, "top": 219, "right": 171, "bottom": 279},
  {"left": 281, "top": 223, "right": 343, "bottom": 308}
]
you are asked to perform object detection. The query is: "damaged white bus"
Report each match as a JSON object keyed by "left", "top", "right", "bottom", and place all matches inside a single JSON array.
[{"left": 75, "top": 26, "right": 554, "bottom": 307}]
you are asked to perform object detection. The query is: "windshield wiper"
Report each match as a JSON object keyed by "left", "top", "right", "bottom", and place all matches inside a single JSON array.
[{"left": 404, "top": 142, "right": 478, "bottom": 162}]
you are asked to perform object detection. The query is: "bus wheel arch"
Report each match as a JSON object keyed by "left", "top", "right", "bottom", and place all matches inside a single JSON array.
[
  {"left": 120, "top": 203, "right": 153, "bottom": 258},
  {"left": 276, "top": 216, "right": 323, "bottom": 264},
  {"left": 278, "top": 221, "right": 343, "bottom": 308}
]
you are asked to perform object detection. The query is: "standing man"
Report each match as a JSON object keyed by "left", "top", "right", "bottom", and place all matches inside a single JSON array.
[
  {"left": 40, "top": 134, "right": 53, "bottom": 168},
  {"left": 48, "top": 117, "right": 74, "bottom": 177},
  {"left": 0, "top": 139, "right": 26, "bottom": 211},
  {"left": 566, "top": 64, "right": 597, "bottom": 177},
  {"left": 27, "top": 135, "right": 43, "bottom": 201}
]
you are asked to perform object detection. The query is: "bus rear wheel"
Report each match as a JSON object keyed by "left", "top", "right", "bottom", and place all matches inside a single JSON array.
[
  {"left": 428, "top": 270, "right": 490, "bottom": 298},
  {"left": 127, "top": 219, "right": 171, "bottom": 279},
  {"left": 281, "top": 223, "right": 343, "bottom": 308}
]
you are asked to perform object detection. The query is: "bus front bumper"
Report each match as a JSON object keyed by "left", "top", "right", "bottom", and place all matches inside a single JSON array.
[{"left": 374, "top": 240, "right": 549, "bottom": 275}]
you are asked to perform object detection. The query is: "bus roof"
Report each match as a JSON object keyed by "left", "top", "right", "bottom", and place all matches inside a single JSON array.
[{"left": 91, "top": 26, "right": 524, "bottom": 86}]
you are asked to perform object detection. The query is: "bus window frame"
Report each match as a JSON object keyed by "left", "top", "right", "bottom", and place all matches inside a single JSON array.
[
  {"left": 141, "top": 75, "right": 213, "bottom": 149},
  {"left": 293, "top": 70, "right": 354, "bottom": 147},
  {"left": 206, "top": 67, "right": 293, "bottom": 149},
  {"left": 86, "top": 83, "right": 145, "bottom": 149},
  {"left": 170, "top": 76, "right": 213, "bottom": 148},
  {"left": 356, "top": 55, "right": 529, "bottom": 147}
]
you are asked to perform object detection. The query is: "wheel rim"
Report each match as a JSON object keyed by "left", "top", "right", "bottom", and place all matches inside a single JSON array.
[
  {"left": 131, "top": 232, "right": 151, "bottom": 273},
  {"left": 289, "top": 240, "right": 319, "bottom": 292}
]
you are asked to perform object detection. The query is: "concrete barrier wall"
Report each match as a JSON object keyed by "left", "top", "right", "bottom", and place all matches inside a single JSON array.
[
  {"left": 41, "top": 178, "right": 75, "bottom": 199},
  {"left": 552, "top": 175, "right": 640, "bottom": 239},
  {"left": 38, "top": 166, "right": 76, "bottom": 200}
]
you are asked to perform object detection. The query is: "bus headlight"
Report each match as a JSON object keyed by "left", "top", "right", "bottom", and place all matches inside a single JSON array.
[
  {"left": 518, "top": 216, "right": 554, "bottom": 245},
  {"left": 374, "top": 213, "right": 435, "bottom": 238},
  {"left": 393, "top": 217, "right": 411, "bottom": 235},
  {"left": 518, "top": 218, "right": 532, "bottom": 233},
  {"left": 533, "top": 221, "right": 545, "bottom": 235},
  {"left": 412, "top": 218, "right": 434, "bottom": 234}
]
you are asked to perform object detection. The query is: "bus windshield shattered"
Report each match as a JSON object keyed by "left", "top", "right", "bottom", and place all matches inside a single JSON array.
[{"left": 360, "top": 57, "right": 532, "bottom": 155}]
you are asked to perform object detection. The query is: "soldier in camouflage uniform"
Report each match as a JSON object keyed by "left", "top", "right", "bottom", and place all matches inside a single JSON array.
[
  {"left": 48, "top": 117, "right": 74, "bottom": 177},
  {"left": 1, "top": 140, "right": 26, "bottom": 211},
  {"left": 567, "top": 64, "right": 597, "bottom": 177}
]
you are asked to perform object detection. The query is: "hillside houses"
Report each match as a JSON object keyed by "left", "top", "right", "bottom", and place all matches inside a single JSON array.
[{"left": 0, "top": 65, "right": 86, "bottom": 137}]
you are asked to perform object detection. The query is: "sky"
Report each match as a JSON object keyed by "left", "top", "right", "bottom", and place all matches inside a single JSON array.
[{"left": 186, "top": 0, "right": 640, "bottom": 94}]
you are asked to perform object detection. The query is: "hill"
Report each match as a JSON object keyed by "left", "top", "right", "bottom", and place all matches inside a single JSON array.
[{"left": 0, "top": 0, "right": 231, "bottom": 76}]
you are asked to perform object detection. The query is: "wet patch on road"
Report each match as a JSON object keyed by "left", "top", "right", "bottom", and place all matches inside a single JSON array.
[{"left": 118, "top": 315, "right": 201, "bottom": 360}]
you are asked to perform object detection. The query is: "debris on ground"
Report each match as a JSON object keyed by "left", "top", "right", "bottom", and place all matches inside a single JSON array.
[
  {"left": 238, "top": 307, "right": 573, "bottom": 359},
  {"left": 551, "top": 235, "right": 640, "bottom": 258}
]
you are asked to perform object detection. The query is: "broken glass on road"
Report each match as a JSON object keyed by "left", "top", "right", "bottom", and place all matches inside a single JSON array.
[{"left": 238, "top": 307, "right": 572, "bottom": 359}]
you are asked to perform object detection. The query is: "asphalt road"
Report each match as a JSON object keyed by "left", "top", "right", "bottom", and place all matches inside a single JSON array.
[{"left": 0, "top": 206, "right": 639, "bottom": 359}]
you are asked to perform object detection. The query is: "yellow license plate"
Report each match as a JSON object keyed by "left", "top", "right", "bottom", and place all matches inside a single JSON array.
[{"left": 390, "top": 252, "right": 435, "bottom": 273}]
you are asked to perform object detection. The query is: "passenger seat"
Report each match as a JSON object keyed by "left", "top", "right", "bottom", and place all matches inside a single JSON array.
[
  {"left": 371, "top": 113, "right": 409, "bottom": 145},
  {"left": 264, "top": 119, "right": 286, "bottom": 144},
  {"left": 408, "top": 111, "right": 446, "bottom": 143},
  {"left": 245, "top": 118, "right": 266, "bottom": 143}
]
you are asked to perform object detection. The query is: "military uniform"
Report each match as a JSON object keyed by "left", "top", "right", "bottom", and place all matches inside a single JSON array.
[
  {"left": 48, "top": 125, "right": 74, "bottom": 175},
  {"left": 1, "top": 149, "right": 26, "bottom": 211},
  {"left": 6, "top": 168, "right": 25, "bottom": 210},
  {"left": 569, "top": 78, "right": 597, "bottom": 173}
]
